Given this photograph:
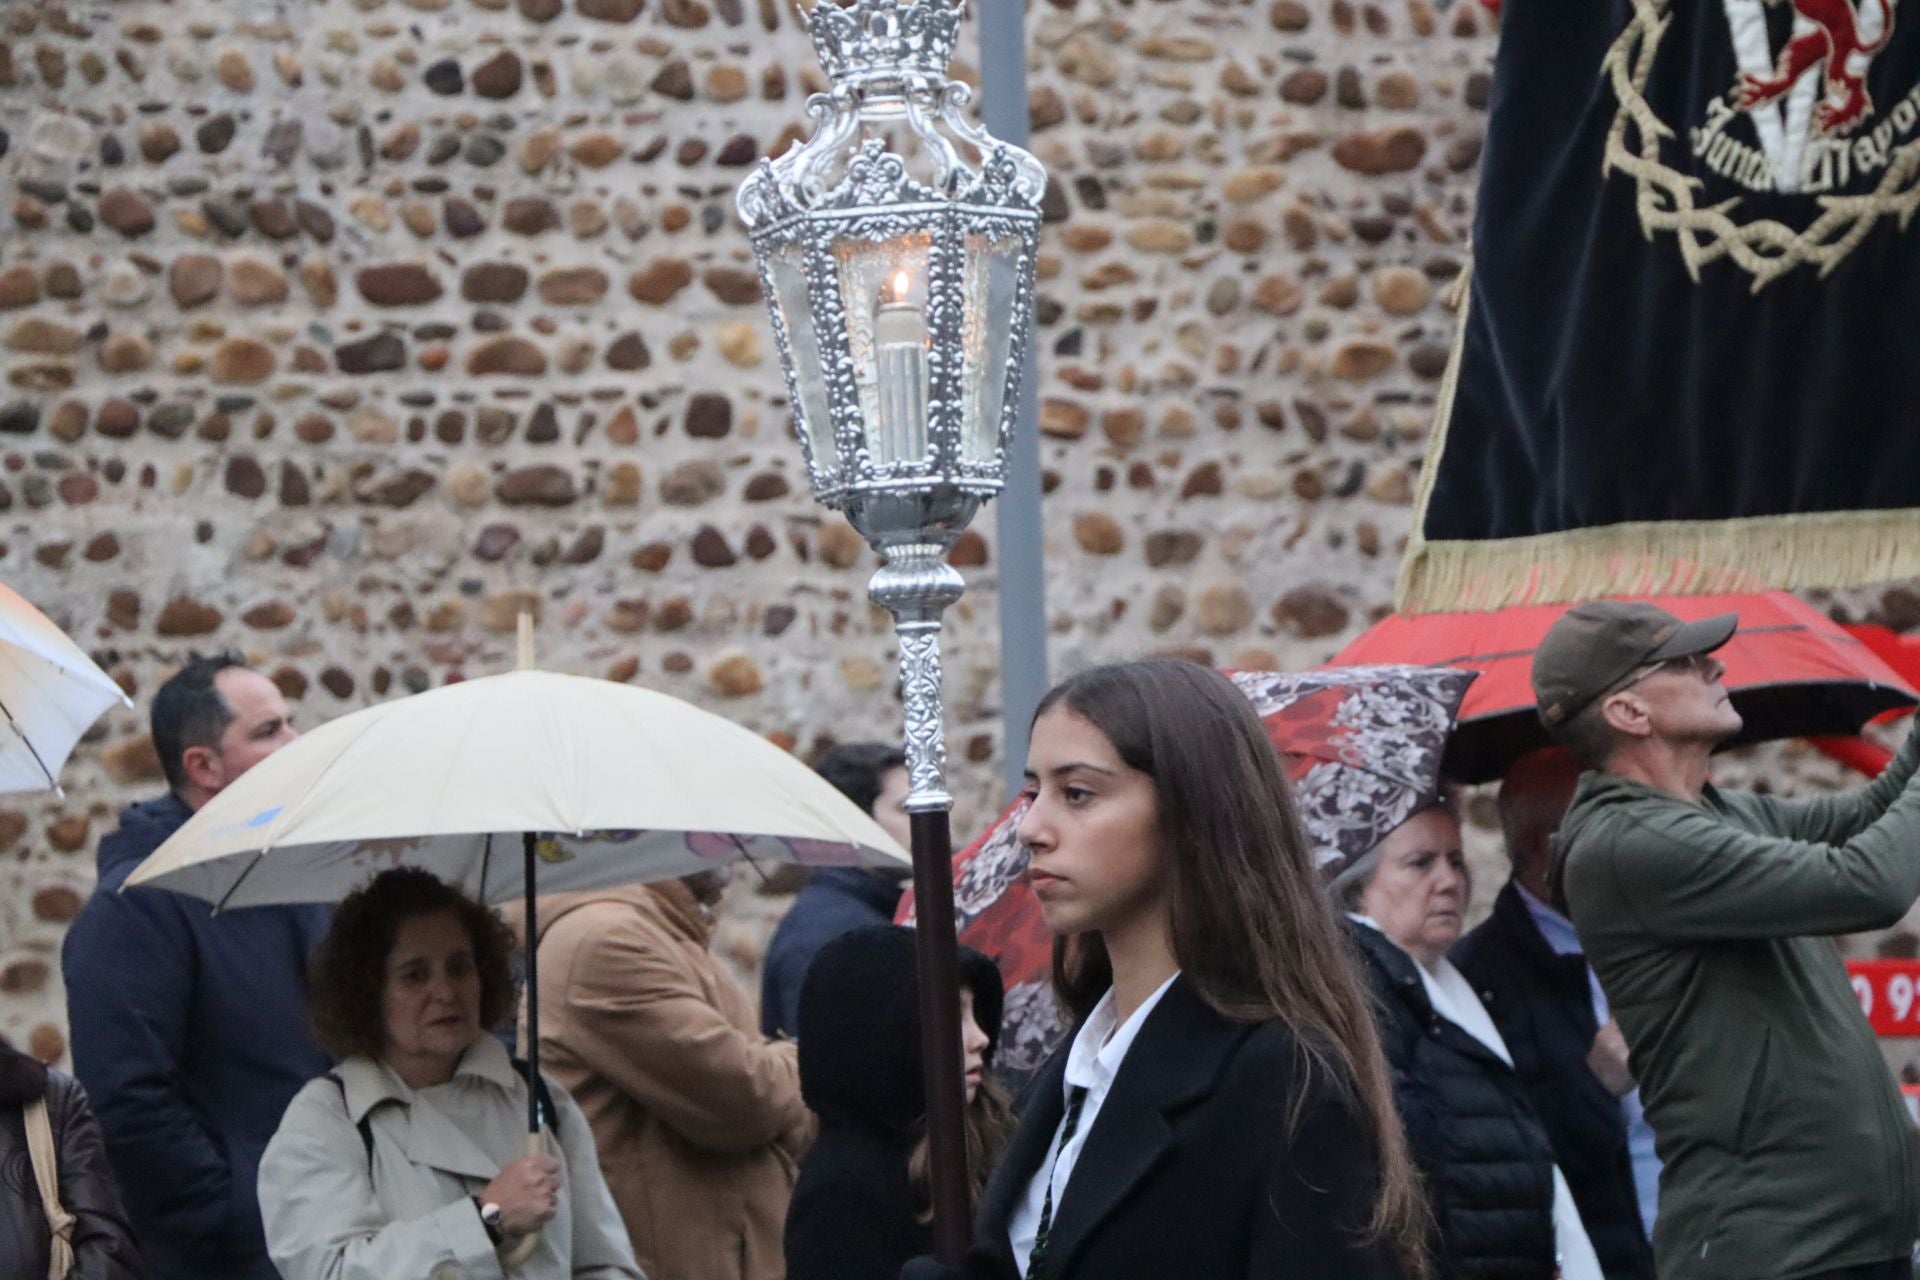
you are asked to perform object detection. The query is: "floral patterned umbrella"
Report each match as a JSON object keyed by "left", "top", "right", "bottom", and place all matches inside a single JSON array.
[{"left": 901, "top": 663, "right": 1476, "bottom": 1077}]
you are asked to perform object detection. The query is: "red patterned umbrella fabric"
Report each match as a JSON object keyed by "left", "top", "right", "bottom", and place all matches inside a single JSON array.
[
  {"left": 1334, "top": 592, "right": 1916, "bottom": 784},
  {"left": 900, "top": 664, "right": 1475, "bottom": 1077}
]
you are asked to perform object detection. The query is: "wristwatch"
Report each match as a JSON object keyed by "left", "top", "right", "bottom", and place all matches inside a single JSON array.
[{"left": 473, "top": 1197, "right": 505, "bottom": 1245}]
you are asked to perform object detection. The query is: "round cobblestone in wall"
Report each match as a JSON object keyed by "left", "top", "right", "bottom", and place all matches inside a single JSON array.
[{"left": 11, "top": 0, "right": 1897, "bottom": 1067}]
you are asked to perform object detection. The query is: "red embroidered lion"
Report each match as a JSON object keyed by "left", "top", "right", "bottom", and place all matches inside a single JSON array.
[{"left": 1736, "top": 0, "right": 1897, "bottom": 135}]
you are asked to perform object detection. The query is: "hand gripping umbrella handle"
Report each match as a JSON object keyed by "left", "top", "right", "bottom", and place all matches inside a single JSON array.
[{"left": 496, "top": 1132, "right": 544, "bottom": 1269}]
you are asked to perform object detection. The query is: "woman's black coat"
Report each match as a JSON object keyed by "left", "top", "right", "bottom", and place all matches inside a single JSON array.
[
  {"left": 0, "top": 1044, "right": 146, "bottom": 1280},
  {"left": 903, "top": 975, "right": 1402, "bottom": 1280},
  {"left": 785, "top": 927, "right": 1004, "bottom": 1280},
  {"left": 787, "top": 1124, "right": 931, "bottom": 1280},
  {"left": 1347, "top": 919, "right": 1558, "bottom": 1280}
]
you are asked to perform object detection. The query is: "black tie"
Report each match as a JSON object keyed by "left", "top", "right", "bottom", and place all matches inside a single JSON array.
[{"left": 1026, "top": 1085, "right": 1089, "bottom": 1280}]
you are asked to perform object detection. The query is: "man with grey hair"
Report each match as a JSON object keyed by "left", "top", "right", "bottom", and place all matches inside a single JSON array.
[{"left": 1536, "top": 599, "right": 1920, "bottom": 1280}]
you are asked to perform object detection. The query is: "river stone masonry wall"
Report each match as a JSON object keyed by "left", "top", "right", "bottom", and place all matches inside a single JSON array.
[{"left": 2, "top": 0, "right": 1912, "bottom": 1075}]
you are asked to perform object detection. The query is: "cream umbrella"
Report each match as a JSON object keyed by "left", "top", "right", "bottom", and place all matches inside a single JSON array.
[
  {"left": 127, "top": 670, "right": 908, "bottom": 909},
  {"left": 126, "top": 621, "right": 905, "bottom": 1260},
  {"left": 0, "top": 581, "right": 131, "bottom": 795}
]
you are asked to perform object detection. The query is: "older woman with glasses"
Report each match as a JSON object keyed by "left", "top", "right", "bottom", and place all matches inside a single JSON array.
[
  {"left": 1337, "top": 797, "right": 1604, "bottom": 1280},
  {"left": 257, "top": 869, "right": 640, "bottom": 1280}
]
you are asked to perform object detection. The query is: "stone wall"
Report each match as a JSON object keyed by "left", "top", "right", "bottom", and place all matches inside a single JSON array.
[{"left": 1, "top": 0, "right": 1909, "bottom": 1075}]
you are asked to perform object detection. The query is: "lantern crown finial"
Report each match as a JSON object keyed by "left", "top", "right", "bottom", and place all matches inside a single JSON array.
[{"left": 800, "top": 0, "right": 965, "bottom": 87}]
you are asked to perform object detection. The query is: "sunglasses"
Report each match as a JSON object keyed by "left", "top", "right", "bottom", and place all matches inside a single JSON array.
[{"left": 1606, "top": 651, "right": 1725, "bottom": 698}]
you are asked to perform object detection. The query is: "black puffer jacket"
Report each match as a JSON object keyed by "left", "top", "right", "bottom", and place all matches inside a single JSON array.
[
  {"left": 0, "top": 1044, "right": 146, "bottom": 1280},
  {"left": 785, "top": 926, "right": 1004, "bottom": 1280},
  {"left": 1347, "top": 919, "right": 1557, "bottom": 1280},
  {"left": 1452, "top": 884, "right": 1654, "bottom": 1280}
]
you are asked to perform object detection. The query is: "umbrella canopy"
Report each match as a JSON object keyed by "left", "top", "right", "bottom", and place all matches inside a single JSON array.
[
  {"left": 128, "top": 667, "right": 907, "bottom": 909},
  {"left": 901, "top": 663, "right": 1476, "bottom": 1076},
  {"left": 1334, "top": 592, "right": 1917, "bottom": 784},
  {"left": 127, "top": 657, "right": 906, "bottom": 1263},
  {"left": 0, "top": 581, "right": 130, "bottom": 795}
]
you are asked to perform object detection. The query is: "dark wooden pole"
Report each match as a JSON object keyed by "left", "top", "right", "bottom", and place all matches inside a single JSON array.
[
  {"left": 910, "top": 806, "right": 970, "bottom": 1262},
  {"left": 522, "top": 830, "right": 541, "bottom": 1134}
]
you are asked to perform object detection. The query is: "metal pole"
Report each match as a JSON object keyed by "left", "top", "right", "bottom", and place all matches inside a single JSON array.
[
  {"left": 873, "top": 548, "right": 972, "bottom": 1261},
  {"left": 979, "top": 0, "right": 1049, "bottom": 798}
]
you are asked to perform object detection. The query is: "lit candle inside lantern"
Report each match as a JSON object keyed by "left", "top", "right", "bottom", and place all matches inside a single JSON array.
[{"left": 873, "top": 269, "right": 929, "bottom": 467}]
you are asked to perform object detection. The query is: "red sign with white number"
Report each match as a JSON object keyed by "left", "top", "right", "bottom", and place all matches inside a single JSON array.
[{"left": 1847, "top": 960, "right": 1920, "bottom": 1037}]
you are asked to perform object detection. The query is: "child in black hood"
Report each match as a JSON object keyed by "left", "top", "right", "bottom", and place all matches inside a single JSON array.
[{"left": 785, "top": 925, "right": 1015, "bottom": 1280}]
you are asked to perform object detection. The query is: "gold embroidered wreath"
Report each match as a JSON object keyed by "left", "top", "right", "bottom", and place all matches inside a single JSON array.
[{"left": 1602, "top": 0, "right": 1920, "bottom": 290}]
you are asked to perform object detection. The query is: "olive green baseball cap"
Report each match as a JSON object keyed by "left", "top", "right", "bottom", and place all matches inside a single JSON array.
[{"left": 1533, "top": 600, "right": 1737, "bottom": 729}]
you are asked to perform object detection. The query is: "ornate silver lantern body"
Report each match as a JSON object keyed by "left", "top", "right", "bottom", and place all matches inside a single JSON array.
[{"left": 736, "top": 0, "right": 1046, "bottom": 811}]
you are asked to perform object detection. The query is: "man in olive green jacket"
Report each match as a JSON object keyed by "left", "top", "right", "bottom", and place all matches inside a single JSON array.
[{"left": 1535, "top": 600, "right": 1920, "bottom": 1280}]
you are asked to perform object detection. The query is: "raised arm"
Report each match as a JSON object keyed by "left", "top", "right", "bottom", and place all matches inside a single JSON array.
[
  {"left": 1742, "top": 717, "right": 1920, "bottom": 844},
  {"left": 1591, "top": 774, "right": 1920, "bottom": 941}
]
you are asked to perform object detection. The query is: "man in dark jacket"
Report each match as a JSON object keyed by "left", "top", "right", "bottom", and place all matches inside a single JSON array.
[
  {"left": 1453, "top": 747, "right": 1657, "bottom": 1280},
  {"left": 1536, "top": 600, "right": 1920, "bottom": 1280},
  {"left": 61, "top": 654, "right": 328, "bottom": 1280},
  {"left": 761, "top": 742, "right": 913, "bottom": 1039}
]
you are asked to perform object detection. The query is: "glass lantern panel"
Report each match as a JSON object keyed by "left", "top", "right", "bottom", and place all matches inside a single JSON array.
[
  {"left": 768, "top": 244, "right": 837, "bottom": 474},
  {"left": 833, "top": 232, "right": 933, "bottom": 470},
  {"left": 959, "top": 232, "right": 1026, "bottom": 466}
]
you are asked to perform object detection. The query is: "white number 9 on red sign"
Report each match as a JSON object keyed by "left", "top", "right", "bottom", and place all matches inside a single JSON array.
[{"left": 1892, "top": 974, "right": 1916, "bottom": 1023}]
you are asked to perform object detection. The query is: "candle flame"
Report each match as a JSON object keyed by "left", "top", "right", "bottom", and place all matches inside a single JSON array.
[{"left": 889, "top": 270, "right": 911, "bottom": 302}]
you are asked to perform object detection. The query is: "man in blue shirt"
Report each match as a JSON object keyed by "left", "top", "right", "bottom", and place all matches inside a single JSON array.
[
  {"left": 1453, "top": 747, "right": 1659, "bottom": 1280},
  {"left": 63, "top": 654, "right": 330, "bottom": 1280}
]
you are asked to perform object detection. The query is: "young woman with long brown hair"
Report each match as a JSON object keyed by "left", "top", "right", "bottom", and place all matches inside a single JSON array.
[{"left": 907, "top": 659, "right": 1428, "bottom": 1280}]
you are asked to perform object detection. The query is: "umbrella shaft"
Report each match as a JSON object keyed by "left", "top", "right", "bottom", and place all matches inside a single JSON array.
[
  {"left": 523, "top": 832, "right": 541, "bottom": 1135},
  {"left": 910, "top": 808, "right": 971, "bottom": 1263}
]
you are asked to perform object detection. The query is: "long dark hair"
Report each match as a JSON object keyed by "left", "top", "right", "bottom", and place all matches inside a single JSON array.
[
  {"left": 908, "top": 1080, "right": 1017, "bottom": 1221},
  {"left": 1038, "top": 660, "right": 1429, "bottom": 1275}
]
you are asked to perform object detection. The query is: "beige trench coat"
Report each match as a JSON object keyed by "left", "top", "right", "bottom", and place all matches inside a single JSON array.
[
  {"left": 258, "top": 1035, "right": 642, "bottom": 1280},
  {"left": 529, "top": 881, "right": 811, "bottom": 1280}
]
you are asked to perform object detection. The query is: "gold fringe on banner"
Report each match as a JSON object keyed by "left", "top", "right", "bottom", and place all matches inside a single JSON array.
[{"left": 1395, "top": 271, "right": 1920, "bottom": 613}]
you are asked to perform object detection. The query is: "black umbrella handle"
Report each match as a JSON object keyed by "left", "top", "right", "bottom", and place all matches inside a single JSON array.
[{"left": 522, "top": 831, "right": 541, "bottom": 1135}]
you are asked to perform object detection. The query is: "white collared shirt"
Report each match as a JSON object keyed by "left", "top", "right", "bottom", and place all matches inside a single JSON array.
[{"left": 1007, "top": 971, "right": 1181, "bottom": 1275}]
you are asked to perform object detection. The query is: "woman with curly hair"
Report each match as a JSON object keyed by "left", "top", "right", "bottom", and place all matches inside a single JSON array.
[{"left": 257, "top": 868, "right": 640, "bottom": 1280}]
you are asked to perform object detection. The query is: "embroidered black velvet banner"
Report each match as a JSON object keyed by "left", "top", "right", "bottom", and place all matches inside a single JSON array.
[{"left": 1398, "top": 0, "right": 1920, "bottom": 611}]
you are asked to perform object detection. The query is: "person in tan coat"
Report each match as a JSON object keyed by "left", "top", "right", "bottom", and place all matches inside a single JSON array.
[{"left": 530, "top": 872, "right": 811, "bottom": 1280}]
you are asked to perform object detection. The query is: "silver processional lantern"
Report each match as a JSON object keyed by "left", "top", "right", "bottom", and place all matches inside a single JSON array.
[
  {"left": 736, "top": 0, "right": 1046, "bottom": 1259},
  {"left": 737, "top": 0, "right": 1047, "bottom": 778}
]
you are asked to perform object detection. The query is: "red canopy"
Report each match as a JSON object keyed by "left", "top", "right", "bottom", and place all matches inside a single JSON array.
[{"left": 1335, "top": 592, "right": 1916, "bottom": 783}]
